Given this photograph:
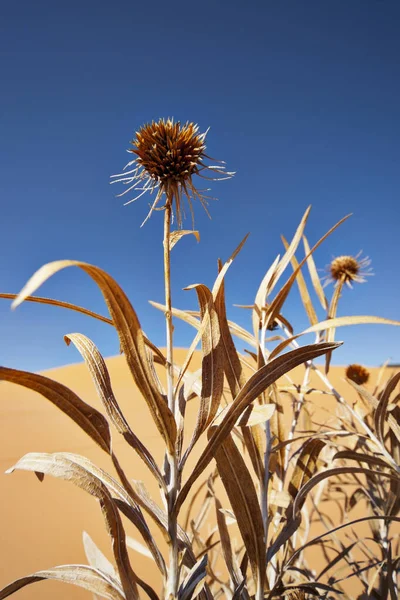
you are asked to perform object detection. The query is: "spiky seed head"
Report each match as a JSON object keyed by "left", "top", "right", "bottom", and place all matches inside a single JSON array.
[
  {"left": 110, "top": 118, "right": 233, "bottom": 228},
  {"left": 131, "top": 120, "right": 205, "bottom": 186},
  {"left": 328, "top": 253, "right": 372, "bottom": 288},
  {"left": 346, "top": 363, "right": 370, "bottom": 385}
]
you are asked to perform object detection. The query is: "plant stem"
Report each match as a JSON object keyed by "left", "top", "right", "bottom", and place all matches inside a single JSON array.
[
  {"left": 164, "top": 200, "right": 175, "bottom": 418},
  {"left": 284, "top": 363, "right": 310, "bottom": 472},
  {"left": 260, "top": 321, "right": 274, "bottom": 593},
  {"left": 163, "top": 200, "right": 179, "bottom": 599}
]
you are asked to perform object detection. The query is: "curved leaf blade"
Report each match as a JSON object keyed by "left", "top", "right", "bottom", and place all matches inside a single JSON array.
[
  {"left": 6, "top": 452, "right": 139, "bottom": 599},
  {"left": 12, "top": 259, "right": 177, "bottom": 452},
  {"left": 64, "top": 333, "right": 164, "bottom": 488},
  {"left": 0, "top": 565, "right": 125, "bottom": 600},
  {"left": 177, "top": 342, "right": 340, "bottom": 512},
  {"left": 0, "top": 367, "right": 111, "bottom": 453}
]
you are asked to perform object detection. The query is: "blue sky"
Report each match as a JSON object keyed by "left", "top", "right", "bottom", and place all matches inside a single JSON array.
[{"left": 1, "top": 0, "right": 399, "bottom": 372}]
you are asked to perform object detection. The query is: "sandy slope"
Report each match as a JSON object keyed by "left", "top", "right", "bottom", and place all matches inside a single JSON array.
[{"left": 0, "top": 351, "right": 397, "bottom": 599}]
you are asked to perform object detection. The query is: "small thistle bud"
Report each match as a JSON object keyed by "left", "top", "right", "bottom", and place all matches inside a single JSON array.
[
  {"left": 267, "top": 319, "right": 279, "bottom": 331},
  {"left": 111, "top": 118, "right": 233, "bottom": 228},
  {"left": 327, "top": 253, "right": 372, "bottom": 288},
  {"left": 346, "top": 363, "right": 370, "bottom": 385}
]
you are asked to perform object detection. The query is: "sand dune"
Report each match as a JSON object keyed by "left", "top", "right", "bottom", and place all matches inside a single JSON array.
[{"left": 0, "top": 351, "right": 396, "bottom": 598}]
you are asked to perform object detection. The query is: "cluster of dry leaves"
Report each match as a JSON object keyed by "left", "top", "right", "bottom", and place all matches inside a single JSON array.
[{"left": 1, "top": 206, "right": 400, "bottom": 600}]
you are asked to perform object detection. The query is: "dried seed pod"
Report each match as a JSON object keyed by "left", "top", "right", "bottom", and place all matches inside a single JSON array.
[
  {"left": 111, "top": 118, "right": 233, "bottom": 227},
  {"left": 328, "top": 253, "right": 372, "bottom": 288},
  {"left": 346, "top": 363, "right": 370, "bottom": 385}
]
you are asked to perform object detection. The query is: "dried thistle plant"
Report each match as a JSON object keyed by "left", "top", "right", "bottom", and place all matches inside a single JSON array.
[
  {"left": 328, "top": 253, "right": 372, "bottom": 288},
  {"left": 110, "top": 118, "right": 233, "bottom": 228},
  {"left": 1, "top": 119, "right": 400, "bottom": 600},
  {"left": 346, "top": 363, "right": 370, "bottom": 385}
]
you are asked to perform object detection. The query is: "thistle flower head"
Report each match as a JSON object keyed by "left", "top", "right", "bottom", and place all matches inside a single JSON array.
[
  {"left": 327, "top": 252, "right": 372, "bottom": 288},
  {"left": 110, "top": 118, "right": 233, "bottom": 228},
  {"left": 346, "top": 363, "right": 370, "bottom": 385}
]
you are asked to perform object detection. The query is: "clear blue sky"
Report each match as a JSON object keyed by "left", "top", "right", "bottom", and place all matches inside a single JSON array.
[{"left": 1, "top": 0, "right": 399, "bottom": 372}]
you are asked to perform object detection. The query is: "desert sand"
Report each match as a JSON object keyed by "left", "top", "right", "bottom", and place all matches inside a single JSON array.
[{"left": 0, "top": 350, "right": 397, "bottom": 599}]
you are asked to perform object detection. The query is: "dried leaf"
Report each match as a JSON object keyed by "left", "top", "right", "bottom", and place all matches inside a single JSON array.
[
  {"left": 83, "top": 531, "right": 119, "bottom": 581},
  {"left": 149, "top": 300, "right": 201, "bottom": 330},
  {"left": 269, "top": 491, "right": 291, "bottom": 512},
  {"left": 213, "top": 402, "right": 275, "bottom": 427},
  {"left": 272, "top": 207, "right": 313, "bottom": 291},
  {"left": 375, "top": 372, "right": 400, "bottom": 444},
  {"left": 266, "top": 514, "right": 302, "bottom": 564},
  {"left": 264, "top": 214, "right": 351, "bottom": 331},
  {"left": 64, "top": 333, "right": 164, "bottom": 488},
  {"left": 270, "top": 314, "right": 400, "bottom": 360},
  {"left": 0, "top": 367, "right": 111, "bottom": 453},
  {"left": 178, "top": 554, "right": 208, "bottom": 600},
  {"left": 275, "top": 582, "right": 343, "bottom": 596},
  {"left": 268, "top": 382, "right": 286, "bottom": 479},
  {"left": 170, "top": 230, "right": 200, "bottom": 250},
  {"left": 12, "top": 260, "right": 177, "bottom": 453},
  {"left": 184, "top": 283, "right": 224, "bottom": 439},
  {"left": 347, "top": 379, "right": 400, "bottom": 445},
  {"left": 288, "top": 439, "right": 326, "bottom": 503},
  {"left": 211, "top": 234, "right": 250, "bottom": 303},
  {"left": 302, "top": 236, "right": 328, "bottom": 310},
  {"left": 212, "top": 431, "right": 265, "bottom": 590},
  {"left": 0, "top": 565, "right": 125, "bottom": 600},
  {"left": 252, "top": 255, "right": 281, "bottom": 339},
  {"left": 228, "top": 319, "right": 257, "bottom": 348},
  {"left": 214, "top": 496, "right": 242, "bottom": 588},
  {"left": 281, "top": 232, "right": 318, "bottom": 326},
  {"left": 1, "top": 292, "right": 114, "bottom": 325},
  {"left": 214, "top": 258, "right": 246, "bottom": 399},
  {"left": 1, "top": 293, "right": 164, "bottom": 362},
  {"left": 334, "top": 450, "right": 394, "bottom": 471},
  {"left": 325, "top": 279, "right": 344, "bottom": 373},
  {"left": 242, "top": 425, "right": 265, "bottom": 482},
  {"left": 287, "top": 515, "right": 400, "bottom": 570},
  {"left": 6, "top": 453, "right": 139, "bottom": 600},
  {"left": 177, "top": 342, "right": 340, "bottom": 512},
  {"left": 316, "top": 541, "right": 358, "bottom": 581},
  {"left": 117, "top": 478, "right": 196, "bottom": 571},
  {"left": 126, "top": 536, "right": 154, "bottom": 559},
  {"left": 293, "top": 466, "right": 400, "bottom": 517},
  {"left": 23, "top": 451, "right": 166, "bottom": 577}
]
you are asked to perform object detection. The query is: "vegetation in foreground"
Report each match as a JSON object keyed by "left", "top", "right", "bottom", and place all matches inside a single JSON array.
[{"left": 1, "top": 118, "right": 400, "bottom": 600}]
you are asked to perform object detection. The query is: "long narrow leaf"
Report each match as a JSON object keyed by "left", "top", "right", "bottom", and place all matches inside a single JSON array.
[
  {"left": 64, "top": 333, "right": 164, "bottom": 488},
  {"left": 375, "top": 372, "right": 400, "bottom": 444},
  {"left": 270, "top": 315, "right": 400, "bottom": 360},
  {"left": 281, "top": 232, "right": 318, "bottom": 326},
  {"left": 6, "top": 453, "right": 139, "bottom": 600},
  {"left": 0, "top": 565, "right": 125, "bottom": 600},
  {"left": 12, "top": 260, "right": 177, "bottom": 452},
  {"left": 184, "top": 284, "right": 224, "bottom": 441},
  {"left": 302, "top": 236, "right": 328, "bottom": 310},
  {"left": 177, "top": 342, "right": 340, "bottom": 512},
  {"left": 264, "top": 214, "right": 351, "bottom": 331},
  {"left": 212, "top": 431, "right": 265, "bottom": 589},
  {"left": 0, "top": 367, "right": 111, "bottom": 453}
]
